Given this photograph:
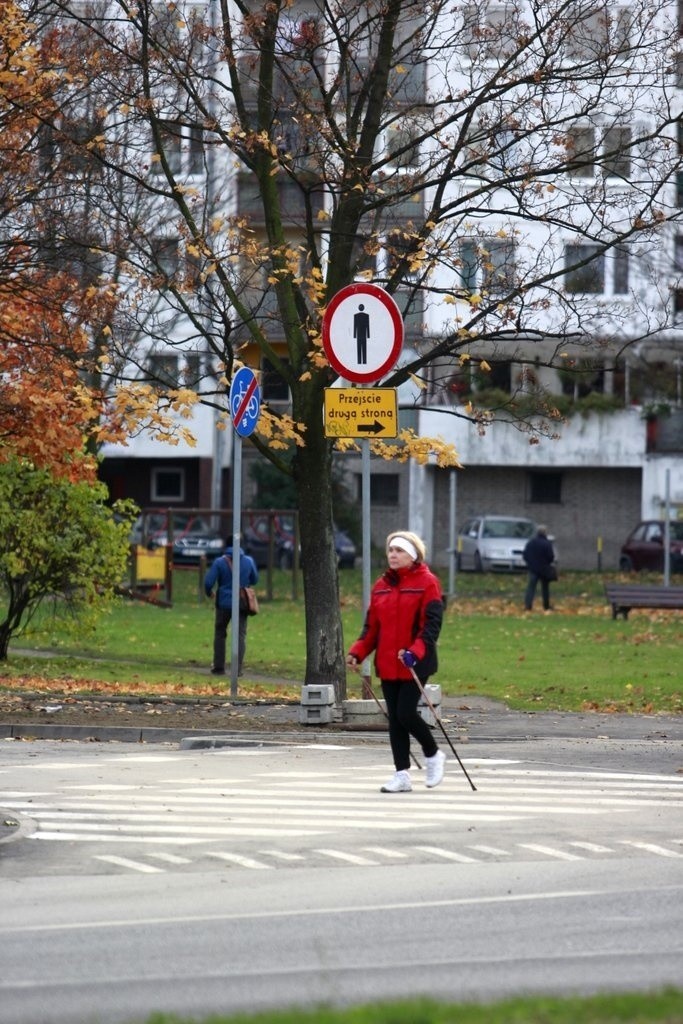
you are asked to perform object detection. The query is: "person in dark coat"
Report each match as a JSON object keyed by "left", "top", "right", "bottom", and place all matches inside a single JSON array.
[
  {"left": 523, "top": 525, "right": 556, "bottom": 611},
  {"left": 346, "top": 531, "right": 446, "bottom": 793},
  {"left": 204, "top": 544, "right": 258, "bottom": 675}
]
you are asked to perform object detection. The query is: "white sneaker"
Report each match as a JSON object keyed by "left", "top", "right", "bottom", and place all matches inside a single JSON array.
[
  {"left": 380, "top": 770, "right": 412, "bottom": 793},
  {"left": 425, "top": 750, "right": 446, "bottom": 788}
]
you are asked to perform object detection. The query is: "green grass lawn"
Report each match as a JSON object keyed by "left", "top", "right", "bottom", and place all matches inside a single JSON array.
[
  {"left": 142, "top": 990, "right": 683, "bottom": 1024},
  {"left": 1, "top": 568, "right": 681, "bottom": 714}
]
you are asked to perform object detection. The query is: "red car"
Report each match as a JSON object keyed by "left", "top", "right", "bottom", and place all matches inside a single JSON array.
[{"left": 619, "top": 520, "right": 683, "bottom": 573}]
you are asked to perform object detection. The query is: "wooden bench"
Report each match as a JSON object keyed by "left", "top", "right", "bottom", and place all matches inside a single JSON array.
[{"left": 605, "top": 583, "right": 683, "bottom": 620}]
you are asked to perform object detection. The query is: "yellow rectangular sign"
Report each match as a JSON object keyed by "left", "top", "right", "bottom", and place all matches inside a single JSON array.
[{"left": 324, "top": 388, "right": 398, "bottom": 438}]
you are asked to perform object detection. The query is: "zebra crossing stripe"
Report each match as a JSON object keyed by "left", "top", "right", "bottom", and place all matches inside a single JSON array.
[
  {"left": 94, "top": 854, "right": 164, "bottom": 873},
  {"left": 257, "top": 850, "right": 305, "bottom": 861},
  {"left": 414, "top": 846, "right": 477, "bottom": 863},
  {"left": 35, "top": 832, "right": 201, "bottom": 844},
  {"left": 362, "top": 846, "right": 408, "bottom": 859},
  {"left": 207, "top": 851, "right": 272, "bottom": 869},
  {"left": 147, "top": 852, "right": 192, "bottom": 864},
  {"left": 314, "top": 848, "right": 378, "bottom": 866},
  {"left": 519, "top": 844, "right": 583, "bottom": 861},
  {"left": 620, "top": 841, "right": 683, "bottom": 858}
]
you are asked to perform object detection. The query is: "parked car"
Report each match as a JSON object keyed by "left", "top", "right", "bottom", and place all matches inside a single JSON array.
[
  {"left": 619, "top": 520, "right": 683, "bottom": 573},
  {"left": 131, "top": 513, "right": 225, "bottom": 565},
  {"left": 333, "top": 528, "right": 357, "bottom": 569},
  {"left": 244, "top": 514, "right": 357, "bottom": 570},
  {"left": 457, "top": 515, "right": 538, "bottom": 572},
  {"left": 243, "top": 513, "right": 295, "bottom": 570}
]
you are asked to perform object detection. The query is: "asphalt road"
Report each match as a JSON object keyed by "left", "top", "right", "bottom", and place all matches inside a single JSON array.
[{"left": 1, "top": 731, "right": 682, "bottom": 1023}]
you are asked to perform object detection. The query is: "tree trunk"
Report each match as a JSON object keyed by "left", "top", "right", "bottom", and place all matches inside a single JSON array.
[
  {"left": 0, "top": 623, "right": 10, "bottom": 662},
  {"left": 294, "top": 387, "right": 346, "bottom": 702},
  {"left": 0, "top": 589, "right": 30, "bottom": 662}
]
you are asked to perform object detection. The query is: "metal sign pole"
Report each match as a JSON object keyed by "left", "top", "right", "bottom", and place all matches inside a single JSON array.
[
  {"left": 320, "top": 286, "right": 403, "bottom": 703},
  {"left": 227, "top": 365, "right": 261, "bottom": 697},
  {"left": 448, "top": 467, "right": 457, "bottom": 602},
  {"left": 361, "top": 438, "right": 372, "bottom": 696},
  {"left": 230, "top": 433, "right": 242, "bottom": 696},
  {"left": 664, "top": 468, "right": 671, "bottom": 588}
]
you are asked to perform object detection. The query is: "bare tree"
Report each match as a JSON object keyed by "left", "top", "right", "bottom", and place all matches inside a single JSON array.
[{"left": 21, "top": 0, "right": 683, "bottom": 693}]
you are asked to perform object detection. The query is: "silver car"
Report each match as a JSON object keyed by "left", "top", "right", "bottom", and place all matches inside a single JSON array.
[{"left": 457, "top": 515, "right": 537, "bottom": 572}]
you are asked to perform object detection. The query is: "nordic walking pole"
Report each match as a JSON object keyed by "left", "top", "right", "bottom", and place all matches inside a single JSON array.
[
  {"left": 363, "top": 675, "right": 422, "bottom": 771},
  {"left": 408, "top": 665, "right": 477, "bottom": 791}
]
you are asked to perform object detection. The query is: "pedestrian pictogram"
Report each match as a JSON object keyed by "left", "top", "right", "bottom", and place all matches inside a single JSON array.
[
  {"left": 322, "top": 283, "right": 404, "bottom": 384},
  {"left": 229, "top": 366, "right": 261, "bottom": 438},
  {"left": 324, "top": 388, "right": 398, "bottom": 438},
  {"left": 354, "top": 303, "right": 371, "bottom": 364}
]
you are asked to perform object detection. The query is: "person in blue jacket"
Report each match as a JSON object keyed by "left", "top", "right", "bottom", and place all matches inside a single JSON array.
[
  {"left": 204, "top": 543, "right": 258, "bottom": 675},
  {"left": 522, "top": 525, "right": 556, "bottom": 611}
]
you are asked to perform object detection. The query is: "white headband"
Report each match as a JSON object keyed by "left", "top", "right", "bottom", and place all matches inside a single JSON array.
[{"left": 388, "top": 536, "right": 418, "bottom": 561}]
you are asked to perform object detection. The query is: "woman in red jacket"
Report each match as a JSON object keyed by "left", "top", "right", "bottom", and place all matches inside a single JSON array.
[{"left": 346, "top": 531, "right": 446, "bottom": 793}]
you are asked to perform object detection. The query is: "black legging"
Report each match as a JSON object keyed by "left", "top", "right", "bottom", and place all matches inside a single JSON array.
[{"left": 381, "top": 679, "right": 438, "bottom": 771}]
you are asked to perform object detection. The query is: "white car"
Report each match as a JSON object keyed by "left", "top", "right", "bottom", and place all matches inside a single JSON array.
[{"left": 457, "top": 515, "right": 537, "bottom": 572}]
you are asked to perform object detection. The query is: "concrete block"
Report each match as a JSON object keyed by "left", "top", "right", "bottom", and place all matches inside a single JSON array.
[
  {"left": 300, "top": 684, "right": 336, "bottom": 706},
  {"left": 342, "top": 699, "right": 386, "bottom": 717},
  {"left": 418, "top": 684, "right": 442, "bottom": 727},
  {"left": 342, "top": 698, "right": 386, "bottom": 727},
  {"left": 298, "top": 704, "right": 335, "bottom": 725}
]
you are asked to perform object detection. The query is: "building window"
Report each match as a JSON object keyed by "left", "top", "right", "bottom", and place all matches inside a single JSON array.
[
  {"left": 565, "top": 6, "right": 631, "bottom": 60},
  {"left": 151, "top": 467, "right": 185, "bottom": 503},
  {"left": 462, "top": 4, "right": 511, "bottom": 62},
  {"left": 565, "top": 126, "right": 631, "bottom": 179},
  {"left": 602, "top": 127, "right": 631, "bottom": 178},
  {"left": 564, "top": 244, "right": 629, "bottom": 295},
  {"left": 151, "top": 121, "right": 182, "bottom": 175},
  {"left": 613, "top": 246, "right": 629, "bottom": 294},
  {"left": 147, "top": 353, "right": 179, "bottom": 389},
  {"left": 677, "top": 123, "right": 683, "bottom": 204},
  {"left": 485, "top": 360, "right": 512, "bottom": 392},
  {"left": 238, "top": 175, "right": 324, "bottom": 224},
  {"left": 351, "top": 233, "right": 378, "bottom": 279},
  {"left": 559, "top": 358, "right": 608, "bottom": 398},
  {"left": 188, "top": 125, "right": 205, "bottom": 175},
  {"left": 389, "top": 12, "right": 427, "bottom": 104},
  {"left": 184, "top": 243, "right": 204, "bottom": 288},
  {"left": 261, "top": 358, "right": 290, "bottom": 403},
  {"left": 566, "top": 127, "right": 596, "bottom": 178},
  {"left": 386, "top": 121, "right": 421, "bottom": 171},
  {"left": 528, "top": 471, "right": 562, "bottom": 504},
  {"left": 394, "top": 288, "right": 425, "bottom": 339},
  {"left": 385, "top": 229, "right": 422, "bottom": 281},
  {"left": 462, "top": 123, "right": 524, "bottom": 177},
  {"left": 674, "top": 234, "right": 683, "bottom": 320},
  {"left": 458, "top": 237, "right": 516, "bottom": 294},
  {"left": 365, "top": 474, "right": 399, "bottom": 506},
  {"left": 675, "top": 234, "right": 683, "bottom": 274},
  {"left": 151, "top": 121, "right": 204, "bottom": 177},
  {"left": 183, "top": 354, "right": 205, "bottom": 390},
  {"left": 38, "top": 115, "right": 105, "bottom": 177},
  {"left": 151, "top": 236, "right": 180, "bottom": 280},
  {"left": 565, "top": 245, "right": 604, "bottom": 293}
]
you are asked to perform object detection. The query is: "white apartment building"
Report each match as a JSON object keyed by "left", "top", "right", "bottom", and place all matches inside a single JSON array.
[{"left": 73, "top": 0, "right": 683, "bottom": 568}]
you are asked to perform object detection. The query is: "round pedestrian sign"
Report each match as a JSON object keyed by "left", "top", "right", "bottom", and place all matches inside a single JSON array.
[
  {"left": 229, "top": 366, "right": 261, "bottom": 438},
  {"left": 322, "top": 283, "right": 404, "bottom": 384}
]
